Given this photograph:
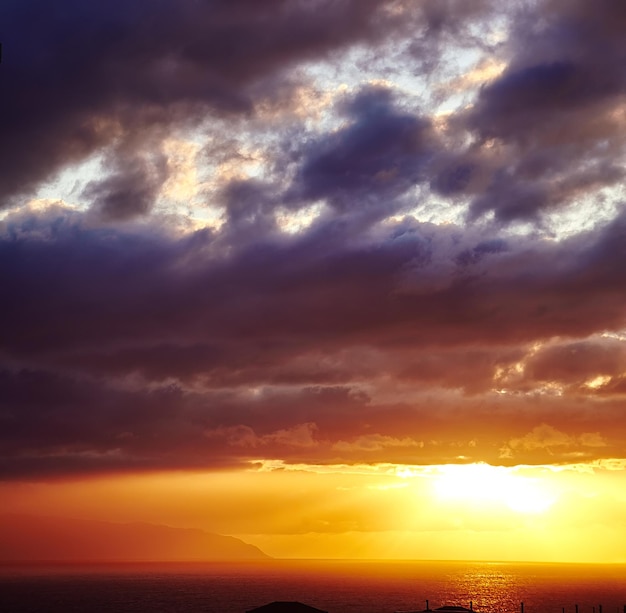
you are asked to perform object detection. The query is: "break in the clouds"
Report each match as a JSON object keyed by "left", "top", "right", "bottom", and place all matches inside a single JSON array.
[{"left": 2, "top": 0, "right": 626, "bottom": 480}]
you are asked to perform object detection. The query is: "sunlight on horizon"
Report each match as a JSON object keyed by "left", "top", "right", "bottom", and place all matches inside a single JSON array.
[
  {"left": 1, "top": 459, "right": 624, "bottom": 563},
  {"left": 432, "top": 463, "right": 557, "bottom": 514}
]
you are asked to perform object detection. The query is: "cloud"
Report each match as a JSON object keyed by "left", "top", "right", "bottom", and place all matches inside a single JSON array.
[
  {"left": 2, "top": 0, "right": 626, "bottom": 481},
  {"left": 3, "top": 205, "right": 623, "bottom": 363},
  {"left": 457, "top": 0, "right": 626, "bottom": 221},
  {"left": 2, "top": 201, "right": 626, "bottom": 475},
  {"left": 501, "top": 424, "right": 608, "bottom": 461},
  {"left": 509, "top": 425, "right": 580, "bottom": 451},
  {"left": 524, "top": 338, "right": 626, "bottom": 390},
  {"left": 333, "top": 434, "right": 424, "bottom": 453},
  {"left": 83, "top": 150, "right": 169, "bottom": 220},
  {"left": 290, "top": 85, "right": 438, "bottom": 214},
  {"left": 0, "top": 0, "right": 411, "bottom": 208},
  {"left": 206, "top": 423, "right": 320, "bottom": 449}
]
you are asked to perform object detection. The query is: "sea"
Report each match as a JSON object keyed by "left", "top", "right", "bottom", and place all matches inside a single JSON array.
[{"left": 0, "top": 560, "right": 624, "bottom": 613}]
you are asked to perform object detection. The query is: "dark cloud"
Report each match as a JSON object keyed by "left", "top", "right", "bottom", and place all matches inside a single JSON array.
[
  {"left": 474, "top": 61, "right": 610, "bottom": 139},
  {"left": 417, "top": 0, "right": 493, "bottom": 36},
  {"left": 0, "top": 0, "right": 406, "bottom": 209},
  {"left": 83, "top": 151, "right": 169, "bottom": 220},
  {"left": 3, "top": 206, "right": 626, "bottom": 367},
  {"left": 431, "top": 159, "right": 477, "bottom": 197},
  {"left": 474, "top": 0, "right": 626, "bottom": 137},
  {"left": 287, "top": 86, "right": 437, "bottom": 217},
  {"left": 455, "top": 238, "right": 508, "bottom": 267},
  {"left": 3, "top": 360, "right": 626, "bottom": 479},
  {"left": 3, "top": 201, "right": 626, "bottom": 476},
  {"left": 458, "top": 0, "right": 626, "bottom": 221},
  {"left": 528, "top": 340, "right": 625, "bottom": 383},
  {"left": 2, "top": 0, "right": 626, "bottom": 480}
]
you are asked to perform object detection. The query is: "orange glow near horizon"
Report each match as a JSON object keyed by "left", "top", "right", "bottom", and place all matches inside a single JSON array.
[{"left": 1, "top": 460, "right": 626, "bottom": 564}]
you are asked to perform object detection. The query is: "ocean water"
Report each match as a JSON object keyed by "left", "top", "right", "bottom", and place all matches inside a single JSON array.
[{"left": 0, "top": 560, "right": 624, "bottom": 613}]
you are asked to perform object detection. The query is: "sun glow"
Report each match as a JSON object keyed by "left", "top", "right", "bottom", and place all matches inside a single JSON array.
[
  {"left": 432, "top": 463, "right": 557, "bottom": 514},
  {"left": 3, "top": 462, "right": 626, "bottom": 561}
]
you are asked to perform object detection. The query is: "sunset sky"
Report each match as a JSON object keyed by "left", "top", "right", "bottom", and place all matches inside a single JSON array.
[{"left": 1, "top": 0, "right": 626, "bottom": 563}]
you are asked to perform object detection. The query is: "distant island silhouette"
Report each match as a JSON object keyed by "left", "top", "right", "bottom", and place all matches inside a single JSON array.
[
  {"left": 396, "top": 601, "right": 475, "bottom": 613},
  {"left": 0, "top": 514, "right": 269, "bottom": 561},
  {"left": 247, "top": 603, "right": 328, "bottom": 613},
  {"left": 248, "top": 602, "right": 478, "bottom": 613}
]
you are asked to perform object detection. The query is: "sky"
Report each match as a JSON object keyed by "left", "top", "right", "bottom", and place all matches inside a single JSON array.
[{"left": 1, "top": 0, "right": 626, "bottom": 563}]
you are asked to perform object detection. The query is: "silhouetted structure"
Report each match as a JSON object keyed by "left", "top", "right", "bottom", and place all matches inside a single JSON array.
[{"left": 247, "top": 602, "right": 328, "bottom": 613}]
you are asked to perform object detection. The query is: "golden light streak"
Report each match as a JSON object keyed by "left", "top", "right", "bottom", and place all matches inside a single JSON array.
[
  {"left": 161, "top": 138, "right": 201, "bottom": 203},
  {"left": 274, "top": 202, "right": 325, "bottom": 234},
  {"left": 585, "top": 374, "right": 612, "bottom": 389}
]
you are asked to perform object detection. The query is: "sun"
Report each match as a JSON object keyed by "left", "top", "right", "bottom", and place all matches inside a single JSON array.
[{"left": 432, "top": 463, "right": 557, "bottom": 514}]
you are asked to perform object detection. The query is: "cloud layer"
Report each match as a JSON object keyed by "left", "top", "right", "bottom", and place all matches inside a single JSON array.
[{"left": 2, "top": 0, "right": 626, "bottom": 479}]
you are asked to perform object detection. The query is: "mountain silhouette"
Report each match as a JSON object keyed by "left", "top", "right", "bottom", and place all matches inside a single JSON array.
[{"left": 0, "top": 514, "right": 269, "bottom": 561}]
